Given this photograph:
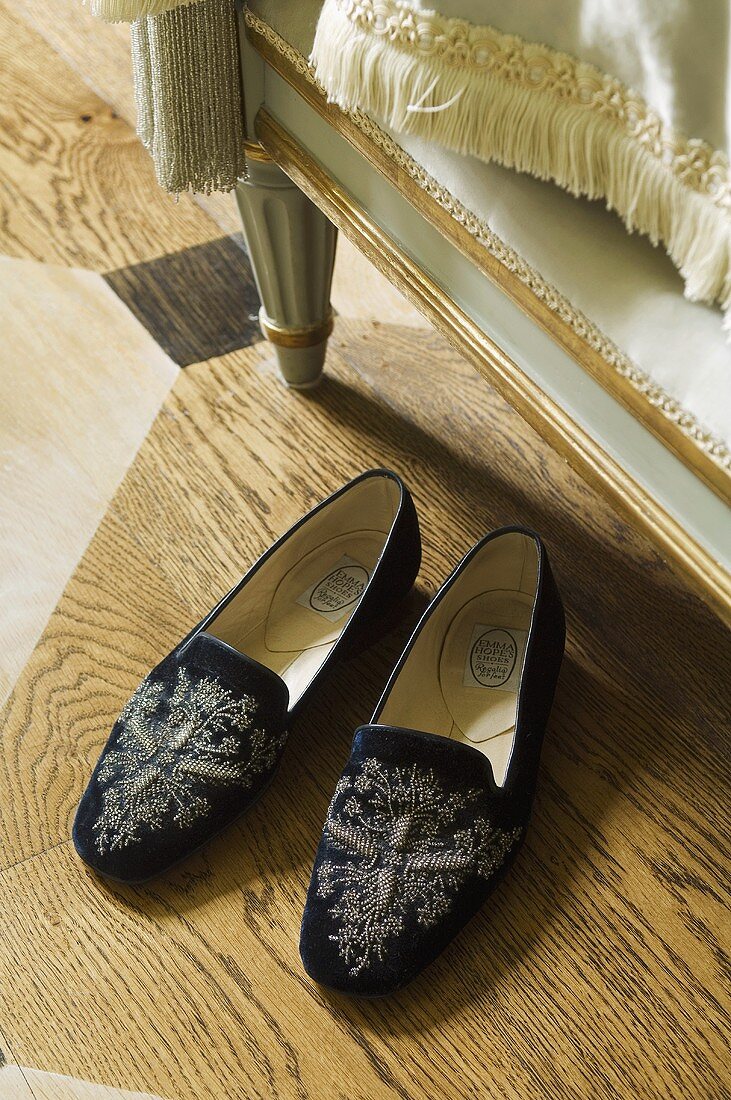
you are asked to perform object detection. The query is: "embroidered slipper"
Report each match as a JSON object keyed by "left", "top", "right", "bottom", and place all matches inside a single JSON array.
[
  {"left": 73, "top": 470, "right": 421, "bottom": 883},
  {"left": 300, "top": 527, "right": 565, "bottom": 995}
]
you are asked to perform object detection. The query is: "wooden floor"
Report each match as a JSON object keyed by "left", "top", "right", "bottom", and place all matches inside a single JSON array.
[
  {"left": 1, "top": 2, "right": 730, "bottom": 1098},
  {"left": 0, "top": 0, "right": 418, "bottom": 708}
]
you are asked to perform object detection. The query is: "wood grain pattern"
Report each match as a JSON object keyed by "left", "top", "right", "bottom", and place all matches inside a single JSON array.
[
  {"left": 0, "top": 508, "right": 191, "bottom": 870},
  {"left": 0, "top": 257, "right": 176, "bottom": 706},
  {"left": 0, "top": 0, "right": 218, "bottom": 270},
  {"left": 5, "top": 0, "right": 244, "bottom": 244},
  {"left": 8, "top": 0, "right": 134, "bottom": 123},
  {"left": 1, "top": 322, "right": 729, "bottom": 1099}
]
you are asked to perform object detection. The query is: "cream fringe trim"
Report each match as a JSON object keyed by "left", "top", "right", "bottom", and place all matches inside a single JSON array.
[
  {"left": 311, "top": 0, "right": 731, "bottom": 331},
  {"left": 87, "top": 0, "right": 201, "bottom": 25},
  {"left": 246, "top": 9, "right": 730, "bottom": 471}
]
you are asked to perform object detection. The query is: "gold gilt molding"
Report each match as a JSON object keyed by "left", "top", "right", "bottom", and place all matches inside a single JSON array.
[
  {"left": 243, "top": 138, "right": 273, "bottom": 162},
  {"left": 254, "top": 107, "right": 731, "bottom": 625},
  {"left": 245, "top": 12, "right": 731, "bottom": 505}
]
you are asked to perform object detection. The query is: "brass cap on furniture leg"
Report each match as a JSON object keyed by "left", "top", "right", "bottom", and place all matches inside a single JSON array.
[{"left": 259, "top": 308, "right": 334, "bottom": 349}]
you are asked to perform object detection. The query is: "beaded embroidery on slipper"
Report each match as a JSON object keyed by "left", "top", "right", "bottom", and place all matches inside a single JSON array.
[
  {"left": 317, "top": 757, "right": 521, "bottom": 975},
  {"left": 93, "top": 667, "right": 282, "bottom": 853}
]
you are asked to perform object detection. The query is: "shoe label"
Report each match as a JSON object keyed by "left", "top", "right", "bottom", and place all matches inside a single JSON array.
[
  {"left": 296, "top": 556, "right": 371, "bottom": 622},
  {"left": 463, "top": 624, "right": 528, "bottom": 692}
]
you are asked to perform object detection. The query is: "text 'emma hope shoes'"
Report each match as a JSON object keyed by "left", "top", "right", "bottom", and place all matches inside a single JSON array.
[
  {"left": 73, "top": 469, "right": 421, "bottom": 883},
  {"left": 300, "top": 526, "right": 565, "bottom": 995}
]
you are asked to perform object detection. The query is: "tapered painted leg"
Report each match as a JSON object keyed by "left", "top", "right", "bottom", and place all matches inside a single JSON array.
[{"left": 235, "top": 146, "right": 337, "bottom": 388}]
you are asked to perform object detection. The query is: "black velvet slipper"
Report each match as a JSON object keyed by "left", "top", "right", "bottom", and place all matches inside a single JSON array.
[
  {"left": 300, "top": 526, "right": 565, "bottom": 995},
  {"left": 73, "top": 469, "right": 421, "bottom": 883}
]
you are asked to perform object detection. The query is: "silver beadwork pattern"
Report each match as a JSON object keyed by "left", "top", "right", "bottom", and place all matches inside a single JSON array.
[
  {"left": 317, "top": 758, "right": 521, "bottom": 975},
  {"left": 93, "top": 667, "right": 282, "bottom": 853}
]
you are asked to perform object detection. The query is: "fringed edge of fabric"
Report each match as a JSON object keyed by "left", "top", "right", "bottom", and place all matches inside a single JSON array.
[
  {"left": 311, "top": 0, "right": 731, "bottom": 331},
  {"left": 87, "top": 0, "right": 202, "bottom": 25}
]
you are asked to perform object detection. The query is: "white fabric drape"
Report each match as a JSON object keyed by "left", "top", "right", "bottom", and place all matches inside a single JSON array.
[{"left": 311, "top": 0, "right": 731, "bottom": 328}]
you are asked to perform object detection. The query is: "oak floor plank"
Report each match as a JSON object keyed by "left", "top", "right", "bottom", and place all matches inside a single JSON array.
[
  {"left": 0, "top": 510, "right": 192, "bottom": 871},
  {"left": 1, "top": 321, "right": 728, "bottom": 1098},
  {"left": 0, "top": 0, "right": 220, "bottom": 269},
  {"left": 4, "top": 0, "right": 242, "bottom": 241},
  {"left": 2, "top": 840, "right": 440, "bottom": 1100},
  {"left": 0, "top": 1025, "right": 35, "bottom": 1100},
  {"left": 8, "top": 0, "right": 135, "bottom": 125},
  {"left": 0, "top": 1066, "right": 36, "bottom": 1099},
  {"left": 0, "top": 257, "right": 176, "bottom": 707}
]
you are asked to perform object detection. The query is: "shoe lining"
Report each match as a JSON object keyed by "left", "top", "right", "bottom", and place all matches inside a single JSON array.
[
  {"left": 377, "top": 532, "right": 537, "bottom": 786},
  {"left": 206, "top": 477, "right": 400, "bottom": 708}
]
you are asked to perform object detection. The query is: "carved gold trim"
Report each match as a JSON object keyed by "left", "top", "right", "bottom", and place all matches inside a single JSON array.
[
  {"left": 245, "top": 11, "right": 731, "bottom": 505},
  {"left": 259, "top": 308, "right": 334, "bottom": 347},
  {"left": 243, "top": 138, "right": 273, "bottom": 162},
  {"left": 255, "top": 107, "right": 731, "bottom": 624}
]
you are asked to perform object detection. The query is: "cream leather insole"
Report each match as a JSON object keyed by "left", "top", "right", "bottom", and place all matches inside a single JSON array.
[
  {"left": 377, "top": 531, "right": 536, "bottom": 787},
  {"left": 438, "top": 590, "right": 532, "bottom": 785},
  {"left": 223, "top": 531, "right": 383, "bottom": 703}
]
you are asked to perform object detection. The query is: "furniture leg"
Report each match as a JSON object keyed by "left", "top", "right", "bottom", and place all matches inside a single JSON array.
[{"left": 235, "top": 145, "right": 337, "bottom": 387}]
